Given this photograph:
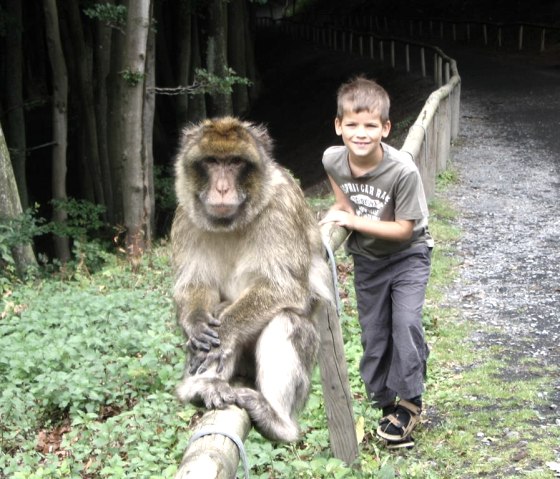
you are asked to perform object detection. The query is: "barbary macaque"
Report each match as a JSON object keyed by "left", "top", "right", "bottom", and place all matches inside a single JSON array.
[{"left": 171, "top": 117, "right": 333, "bottom": 442}]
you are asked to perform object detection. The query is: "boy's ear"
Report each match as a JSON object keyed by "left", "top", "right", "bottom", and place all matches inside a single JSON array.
[
  {"left": 382, "top": 120, "right": 391, "bottom": 138},
  {"left": 334, "top": 117, "right": 342, "bottom": 135}
]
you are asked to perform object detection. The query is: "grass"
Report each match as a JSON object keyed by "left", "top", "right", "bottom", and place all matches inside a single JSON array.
[{"left": 1, "top": 170, "right": 559, "bottom": 478}]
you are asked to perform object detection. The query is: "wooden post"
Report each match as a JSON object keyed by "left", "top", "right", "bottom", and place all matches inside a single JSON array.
[
  {"left": 317, "top": 223, "right": 358, "bottom": 465},
  {"left": 175, "top": 406, "right": 251, "bottom": 479}
]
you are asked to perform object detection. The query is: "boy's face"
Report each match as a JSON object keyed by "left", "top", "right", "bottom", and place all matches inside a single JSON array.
[{"left": 335, "top": 107, "right": 391, "bottom": 164}]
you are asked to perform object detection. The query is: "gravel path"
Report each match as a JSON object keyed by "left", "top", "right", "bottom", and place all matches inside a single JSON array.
[{"left": 439, "top": 45, "right": 560, "bottom": 414}]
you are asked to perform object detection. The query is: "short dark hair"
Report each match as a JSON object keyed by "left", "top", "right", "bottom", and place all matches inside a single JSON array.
[{"left": 336, "top": 76, "right": 390, "bottom": 122}]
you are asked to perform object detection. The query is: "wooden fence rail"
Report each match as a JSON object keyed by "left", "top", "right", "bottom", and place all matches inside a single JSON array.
[{"left": 305, "top": 14, "right": 560, "bottom": 53}]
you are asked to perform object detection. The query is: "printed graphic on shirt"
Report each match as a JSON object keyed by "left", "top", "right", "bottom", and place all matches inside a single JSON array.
[{"left": 340, "top": 182, "right": 391, "bottom": 221}]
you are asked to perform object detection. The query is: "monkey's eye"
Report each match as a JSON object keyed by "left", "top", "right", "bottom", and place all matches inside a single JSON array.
[
  {"left": 228, "top": 157, "right": 244, "bottom": 166},
  {"left": 202, "top": 157, "right": 219, "bottom": 166}
]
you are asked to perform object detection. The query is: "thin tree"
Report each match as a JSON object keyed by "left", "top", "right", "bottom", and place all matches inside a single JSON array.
[
  {"left": 4, "top": 0, "right": 29, "bottom": 209},
  {"left": 119, "top": 0, "right": 152, "bottom": 261},
  {"left": 206, "top": 0, "right": 232, "bottom": 115},
  {"left": 0, "top": 122, "right": 37, "bottom": 276},
  {"left": 43, "top": 0, "right": 70, "bottom": 262}
]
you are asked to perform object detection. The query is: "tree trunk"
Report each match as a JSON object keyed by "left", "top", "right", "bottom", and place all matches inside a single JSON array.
[
  {"left": 91, "top": 2, "right": 116, "bottom": 222},
  {"left": 228, "top": 0, "right": 250, "bottom": 115},
  {"left": 143, "top": 8, "right": 156, "bottom": 244},
  {"left": 187, "top": 14, "right": 207, "bottom": 122},
  {"left": 43, "top": 0, "right": 70, "bottom": 262},
  {"left": 176, "top": 4, "right": 193, "bottom": 125},
  {"left": 120, "top": 0, "right": 152, "bottom": 261},
  {"left": 206, "top": 0, "right": 232, "bottom": 116},
  {"left": 64, "top": 1, "right": 106, "bottom": 209},
  {"left": 107, "top": 24, "right": 126, "bottom": 225},
  {"left": 4, "top": 0, "right": 29, "bottom": 210},
  {"left": 245, "top": 4, "right": 260, "bottom": 102},
  {"left": 0, "top": 122, "right": 37, "bottom": 276}
]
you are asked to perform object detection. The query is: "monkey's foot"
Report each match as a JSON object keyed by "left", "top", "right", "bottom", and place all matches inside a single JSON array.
[{"left": 176, "top": 377, "right": 236, "bottom": 409}]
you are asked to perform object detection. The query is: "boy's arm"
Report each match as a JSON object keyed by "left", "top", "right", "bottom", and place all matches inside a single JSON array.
[{"left": 320, "top": 175, "right": 414, "bottom": 242}]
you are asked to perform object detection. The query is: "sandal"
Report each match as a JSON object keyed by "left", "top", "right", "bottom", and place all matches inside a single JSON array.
[
  {"left": 386, "top": 436, "right": 415, "bottom": 450},
  {"left": 378, "top": 403, "right": 397, "bottom": 429},
  {"left": 376, "top": 399, "right": 422, "bottom": 442}
]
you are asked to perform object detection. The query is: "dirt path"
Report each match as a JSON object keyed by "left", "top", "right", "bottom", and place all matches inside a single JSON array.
[{"left": 439, "top": 43, "right": 560, "bottom": 422}]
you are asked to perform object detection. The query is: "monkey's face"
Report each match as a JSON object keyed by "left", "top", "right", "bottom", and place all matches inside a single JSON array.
[
  {"left": 193, "top": 155, "right": 253, "bottom": 224},
  {"left": 175, "top": 117, "right": 274, "bottom": 232}
]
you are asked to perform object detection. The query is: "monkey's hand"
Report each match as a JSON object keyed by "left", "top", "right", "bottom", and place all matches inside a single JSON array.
[
  {"left": 192, "top": 344, "right": 234, "bottom": 376},
  {"left": 185, "top": 311, "right": 221, "bottom": 352}
]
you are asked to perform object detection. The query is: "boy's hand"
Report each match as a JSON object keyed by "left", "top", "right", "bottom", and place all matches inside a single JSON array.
[{"left": 319, "top": 209, "right": 355, "bottom": 229}]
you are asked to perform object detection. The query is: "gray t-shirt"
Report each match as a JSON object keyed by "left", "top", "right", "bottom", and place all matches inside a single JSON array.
[{"left": 322, "top": 142, "right": 433, "bottom": 259}]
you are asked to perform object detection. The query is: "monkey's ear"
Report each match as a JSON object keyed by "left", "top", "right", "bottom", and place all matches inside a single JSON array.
[
  {"left": 179, "top": 122, "right": 202, "bottom": 147},
  {"left": 246, "top": 122, "right": 274, "bottom": 159}
]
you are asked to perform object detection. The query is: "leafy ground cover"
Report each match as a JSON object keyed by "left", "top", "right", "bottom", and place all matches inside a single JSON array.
[{"left": 1, "top": 172, "right": 559, "bottom": 478}]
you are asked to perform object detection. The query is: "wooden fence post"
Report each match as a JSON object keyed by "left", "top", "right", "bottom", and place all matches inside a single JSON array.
[{"left": 317, "top": 224, "right": 359, "bottom": 465}]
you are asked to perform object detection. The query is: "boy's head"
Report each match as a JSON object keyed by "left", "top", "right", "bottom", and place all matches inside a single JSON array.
[{"left": 336, "top": 76, "right": 391, "bottom": 123}]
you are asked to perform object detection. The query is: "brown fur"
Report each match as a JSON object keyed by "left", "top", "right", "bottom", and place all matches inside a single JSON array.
[{"left": 171, "top": 117, "right": 333, "bottom": 442}]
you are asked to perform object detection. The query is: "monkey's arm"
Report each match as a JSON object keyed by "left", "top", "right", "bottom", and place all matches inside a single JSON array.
[
  {"left": 195, "top": 278, "right": 307, "bottom": 375},
  {"left": 175, "top": 285, "right": 222, "bottom": 352}
]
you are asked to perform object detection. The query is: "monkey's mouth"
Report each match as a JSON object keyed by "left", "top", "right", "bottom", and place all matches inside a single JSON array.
[{"left": 205, "top": 203, "right": 240, "bottom": 218}]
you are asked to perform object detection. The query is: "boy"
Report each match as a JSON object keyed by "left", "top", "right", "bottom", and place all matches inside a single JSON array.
[{"left": 320, "top": 76, "right": 432, "bottom": 448}]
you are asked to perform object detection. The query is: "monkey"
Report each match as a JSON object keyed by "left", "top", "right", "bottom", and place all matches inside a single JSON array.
[{"left": 170, "top": 116, "right": 334, "bottom": 442}]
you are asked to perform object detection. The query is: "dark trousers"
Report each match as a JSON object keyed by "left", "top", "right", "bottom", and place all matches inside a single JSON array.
[{"left": 353, "top": 244, "right": 431, "bottom": 408}]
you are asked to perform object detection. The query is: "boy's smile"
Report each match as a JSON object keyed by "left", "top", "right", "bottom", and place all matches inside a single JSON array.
[{"left": 335, "top": 108, "right": 391, "bottom": 172}]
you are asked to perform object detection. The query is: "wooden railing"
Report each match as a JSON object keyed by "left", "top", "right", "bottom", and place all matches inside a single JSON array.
[{"left": 304, "top": 15, "right": 560, "bottom": 52}]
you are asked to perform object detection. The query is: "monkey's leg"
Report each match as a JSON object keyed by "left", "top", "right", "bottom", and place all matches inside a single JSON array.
[{"left": 235, "top": 312, "right": 319, "bottom": 443}]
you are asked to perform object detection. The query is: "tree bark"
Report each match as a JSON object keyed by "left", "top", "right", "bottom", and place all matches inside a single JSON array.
[
  {"left": 143, "top": 8, "right": 156, "bottom": 245},
  {"left": 206, "top": 0, "right": 232, "bottom": 116},
  {"left": 120, "top": 0, "right": 152, "bottom": 261},
  {"left": 228, "top": 0, "right": 250, "bottom": 115},
  {"left": 43, "top": 0, "right": 70, "bottom": 262},
  {"left": 187, "top": 14, "right": 207, "bottom": 122},
  {"left": 4, "top": 0, "right": 29, "bottom": 210},
  {"left": 0, "top": 122, "right": 37, "bottom": 276},
  {"left": 176, "top": 4, "right": 193, "bottom": 125},
  {"left": 107, "top": 21, "right": 126, "bottom": 225},
  {"left": 91, "top": 1, "right": 116, "bottom": 222},
  {"left": 64, "top": 1, "right": 106, "bottom": 209}
]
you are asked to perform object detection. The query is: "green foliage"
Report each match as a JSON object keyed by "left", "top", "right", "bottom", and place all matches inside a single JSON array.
[
  {"left": 193, "top": 67, "right": 252, "bottom": 96},
  {"left": 154, "top": 164, "right": 176, "bottom": 213},
  {"left": 0, "top": 206, "right": 45, "bottom": 282},
  {"left": 49, "top": 198, "right": 106, "bottom": 240},
  {"left": 0, "top": 250, "right": 188, "bottom": 478},
  {"left": 120, "top": 68, "right": 145, "bottom": 87},
  {"left": 83, "top": 3, "right": 127, "bottom": 30}
]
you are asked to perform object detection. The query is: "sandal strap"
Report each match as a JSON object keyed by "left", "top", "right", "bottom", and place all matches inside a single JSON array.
[
  {"left": 397, "top": 399, "right": 422, "bottom": 416},
  {"left": 400, "top": 410, "right": 420, "bottom": 437}
]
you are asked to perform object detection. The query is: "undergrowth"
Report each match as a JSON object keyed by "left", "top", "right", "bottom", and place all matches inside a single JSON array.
[{"left": 1, "top": 172, "right": 559, "bottom": 478}]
